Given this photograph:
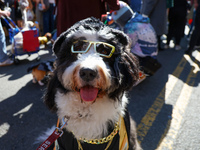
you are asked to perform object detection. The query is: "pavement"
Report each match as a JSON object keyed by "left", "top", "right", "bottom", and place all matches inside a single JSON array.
[{"left": 0, "top": 41, "right": 57, "bottom": 150}]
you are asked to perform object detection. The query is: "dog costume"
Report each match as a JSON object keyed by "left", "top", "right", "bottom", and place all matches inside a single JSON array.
[{"left": 27, "top": 61, "right": 54, "bottom": 86}]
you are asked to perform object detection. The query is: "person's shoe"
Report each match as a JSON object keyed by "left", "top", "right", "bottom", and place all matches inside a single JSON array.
[
  {"left": 175, "top": 45, "right": 181, "bottom": 51},
  {"left": 0, "top": 58, "right": 14, "bottom": 67}
]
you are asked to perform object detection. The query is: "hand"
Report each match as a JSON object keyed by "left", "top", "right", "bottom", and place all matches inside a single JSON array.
[
  {"left": 4, "top": 10, "right": 11, "bottom": 17},
  {"left": 42, "top": 3, "right": 46, "bottom": 10},
  {"left": 0, "top": 10, "right": 10, "bottom": 18}
]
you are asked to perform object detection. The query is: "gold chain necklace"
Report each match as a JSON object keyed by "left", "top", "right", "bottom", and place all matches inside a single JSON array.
[
  {"left": 76, "top": 122, "right": 119, "bottom": 150},
  {"left": 77, "top": 137, "right": 113, "bottom": 150}
]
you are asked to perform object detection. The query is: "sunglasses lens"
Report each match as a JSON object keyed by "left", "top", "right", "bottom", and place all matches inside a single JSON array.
[
  {"left": 96, "top": 43, "right": 113, "bottom": 56},
  {"left": 73, "top": 41, "right": 90, "bottom": 52}
]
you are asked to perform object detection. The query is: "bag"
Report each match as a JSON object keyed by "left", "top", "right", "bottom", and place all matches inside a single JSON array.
[{"left": 38, "top": 0, "right": 49, "bottom": 12}]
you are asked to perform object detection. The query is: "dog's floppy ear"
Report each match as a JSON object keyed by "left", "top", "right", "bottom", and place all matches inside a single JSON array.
[
  {"left": 119, "top": 51, "right": 139, "bottom": 89},
  {"left": 52, "top": 33, "right": 66, "bottom": 57},
  {"left": 111, "top": 28, "right": 139, "bottom": 89},
  {"left": 109, "top": 52, "right": 139, "bottom": 99},
  {"left": 114, "top": 31, "right": 129, "bottom": 47}
]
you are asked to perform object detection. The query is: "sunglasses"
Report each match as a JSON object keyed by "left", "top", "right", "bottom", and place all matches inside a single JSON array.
[{"left": 71, "top": 40, "right": 115, "bottom": 58}]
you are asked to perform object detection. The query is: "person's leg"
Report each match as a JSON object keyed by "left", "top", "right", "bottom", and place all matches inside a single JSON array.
[
  {"left": 175, "top": 19, "right": 185, "bottom": 50},
  {"left": 36, "top": 5, "right": 43, "bottom": 35},
  {"left": 0, "top": 21, "right": 13, "bottom": 66},
  {"left": 175, "top": 11, "right": 186, "bottom": 46},
  {"left": 166, "top": 23, "right": 173, "bottom": 45},
  {"left": 165, "top": 8, "right": 174, "bottom": 48},
  {"left": 43, "top": 10, "right": 50, "bottom": 35},
  {"left": 185, "top": 6, "right": 200, "bottom": 55},
  {"left": 49, "top": 4, "right": 55, "bottom": 33},
  {"left": 157, "top": 35, "right": 163, "bottom": 50},
  {"left": 0, "top": 21, "right": 8, "bottom": 63}
]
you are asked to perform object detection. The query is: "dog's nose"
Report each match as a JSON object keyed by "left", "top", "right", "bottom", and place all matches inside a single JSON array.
[{"left": 79, "top": 68, "right": 97, "bottom": 82}]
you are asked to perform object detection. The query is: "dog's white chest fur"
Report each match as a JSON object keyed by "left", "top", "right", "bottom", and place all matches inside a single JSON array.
[{"left": 55, "top": 91, "right": 128, "bottom": 139}]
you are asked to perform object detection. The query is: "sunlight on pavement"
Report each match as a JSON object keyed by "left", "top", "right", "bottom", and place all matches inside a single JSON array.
[
  {"left": 0, "top": 123, "right": 10, "bottom": 138},
  {"left": 137, "top": 51, "right": 200, "bottom": 147},
  {"left": 157, "top": 59, "right": 198, "bottom": 150},
  {"left": 137, "top": 56, "right": 187, "bottom": 143},
  {"left": 13, "top": 103, "right": 33, "bottom": 118}
]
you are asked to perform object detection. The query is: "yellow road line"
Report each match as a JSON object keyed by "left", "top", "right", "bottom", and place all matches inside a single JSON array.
[
  {"left": 137, "top": 57, "right": 187, "bottom": 143},
  {"left": 157, "top": 53, "right": 200, "bottom": 149}
]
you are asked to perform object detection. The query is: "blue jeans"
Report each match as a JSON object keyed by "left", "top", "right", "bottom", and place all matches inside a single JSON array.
[
  {"left": 0, "top": 20, "right": 8, "bottom": 63},
  {"left": 43, "top": 4, "right": 55, "bottom": 35}
]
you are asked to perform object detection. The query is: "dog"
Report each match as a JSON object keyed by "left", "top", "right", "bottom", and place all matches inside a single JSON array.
[
  {"left": 43, "top": 17, "right": 142, "bottom": 150},
  {"left": 27, "top": 61, "right": 54, "bottom": 86}
]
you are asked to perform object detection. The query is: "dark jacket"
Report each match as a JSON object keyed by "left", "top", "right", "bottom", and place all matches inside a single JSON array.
[{"left": 56, "top": 0, "right": 120, "bottom": 36}]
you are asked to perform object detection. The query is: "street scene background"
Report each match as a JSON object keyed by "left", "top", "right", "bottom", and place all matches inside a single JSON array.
[{"left": 1, "top": 34, "right": 200, "bottom": 150}]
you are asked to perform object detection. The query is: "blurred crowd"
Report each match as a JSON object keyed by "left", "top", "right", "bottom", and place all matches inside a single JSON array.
[
  {"left": 1, "top": 0, "right": 56, "bottom": 36},
  {"left": 0, "top": 0, "right": 199, "bottom": 67}
]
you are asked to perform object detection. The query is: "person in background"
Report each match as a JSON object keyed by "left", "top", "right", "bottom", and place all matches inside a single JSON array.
[
  {"left": 164, "top": 0, "right": 188, "bottom": 50},
  {"left": 130, "top": 0, "right": 141, "bottom": 13},
  {"left": 14, "top": 0, "right": 23, "bottom": 27},
  {"left": 185, "top": 0, "right": 200, "bottom": 55},
  {"left": 34, "top": 0, "right": 43, "bottom": 35},
  {"left": 26, "top": 0, "right": 34, "bottom": 21},
  {"left": 19, "top": 0, "right": 29, "bottom": 27},
  {"left": 41, "top": 0, "right": 55, "bottom": 35},
  {"left": 140, "top": 0, "right": 167, "bottom": 51},
  {"left": 0, "top": 8, "right": 13, "bottom": 66},
  {"left": 55, "top": 0, "right": 120, "bottom": 36}
]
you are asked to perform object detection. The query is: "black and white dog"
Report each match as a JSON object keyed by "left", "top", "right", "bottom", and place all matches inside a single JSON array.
[{"left": 44, "top": 17, "right": 141, "bottom": 150}]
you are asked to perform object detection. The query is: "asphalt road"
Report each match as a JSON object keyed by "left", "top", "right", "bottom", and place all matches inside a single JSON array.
[{"left": 1, "top": 35, "right": 200, "bottom": 150}]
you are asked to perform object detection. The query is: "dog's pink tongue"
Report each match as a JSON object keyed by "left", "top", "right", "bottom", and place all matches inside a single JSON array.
[{"left": 80, "top": 86, "right": 98, "bottom": 102}]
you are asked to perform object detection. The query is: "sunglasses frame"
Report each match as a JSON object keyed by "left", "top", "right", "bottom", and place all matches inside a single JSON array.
[{"left": 71, "top": 40, "right": 115, "bottom": 58}]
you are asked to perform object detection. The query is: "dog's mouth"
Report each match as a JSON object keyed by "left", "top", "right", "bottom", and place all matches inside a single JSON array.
[{"left": 80, "top": 85, "right": 99, "bottom": 102}]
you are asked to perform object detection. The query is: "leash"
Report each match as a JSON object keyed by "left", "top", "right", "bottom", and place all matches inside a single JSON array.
[{"left": 36, "top": 117, "right": 69, "bottom": 150}]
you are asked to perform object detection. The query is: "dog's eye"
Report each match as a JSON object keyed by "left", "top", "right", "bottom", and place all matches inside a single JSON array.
[
  {"left": 73, "top": 41, "right": 89, "bottom": 52},
  {"left": 96, "top": 43, "right": 112, "bottom": 55}
]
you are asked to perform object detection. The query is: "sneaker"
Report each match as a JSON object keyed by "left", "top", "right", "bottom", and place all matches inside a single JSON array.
[
  {"left": 0, "top": 58, "right": 14, "bottom": 67},
  {"left": 175, "top": 45, "right": 181, "bottom": 51}
]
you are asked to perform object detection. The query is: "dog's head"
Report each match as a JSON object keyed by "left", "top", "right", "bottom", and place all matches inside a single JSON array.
[{"left": 44, "top": 17, "right": 139, "bottom": 112}]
